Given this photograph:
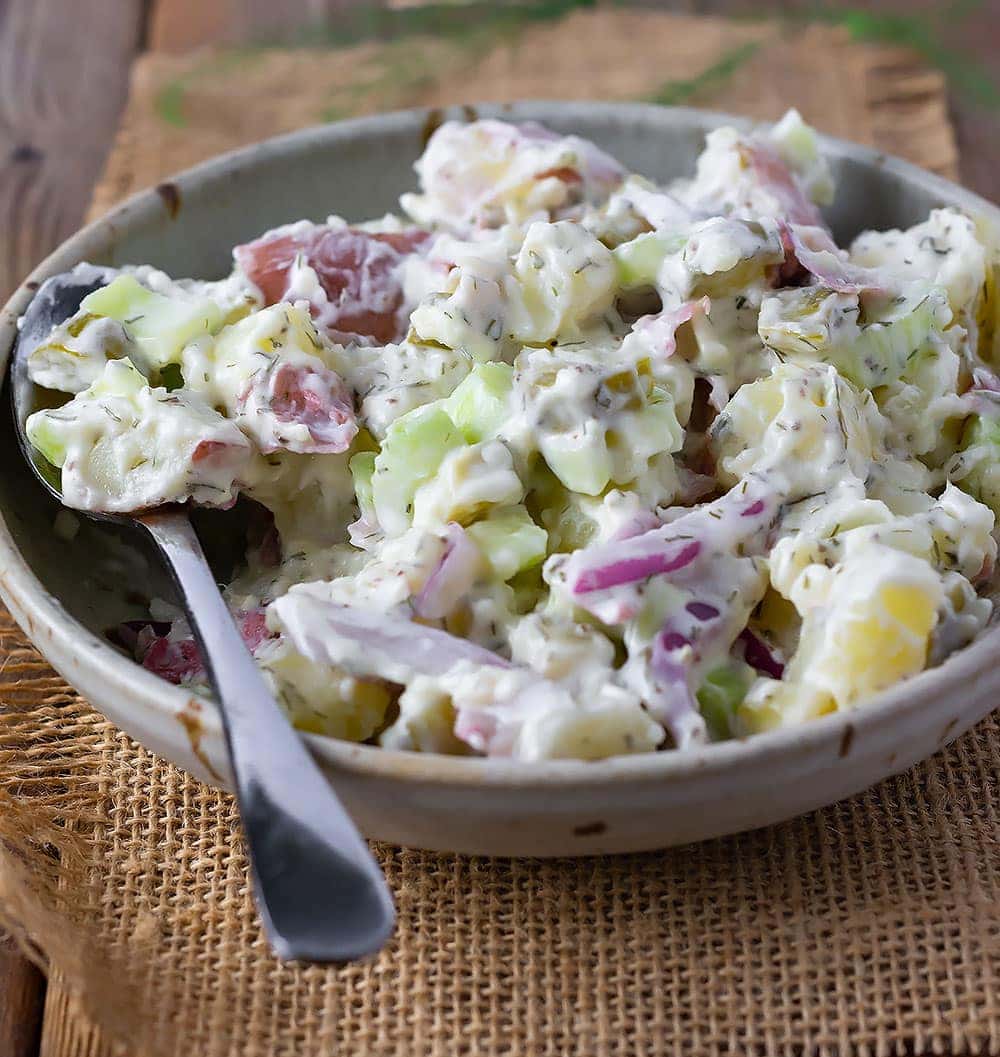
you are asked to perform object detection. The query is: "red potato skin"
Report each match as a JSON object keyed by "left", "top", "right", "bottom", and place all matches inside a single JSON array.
[
  {"left": 141, "top": 609, "right": 272, "bottom": 685},
  {"left": 235, "top": 225, "right": 431, "bottom": 345}
]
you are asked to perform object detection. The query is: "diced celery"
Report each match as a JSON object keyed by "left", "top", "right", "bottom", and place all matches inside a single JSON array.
[
  {"left": 350, "top": 451, "right": 377, "bottom": 523},
  {"left": 82, "top": 276, "right": 155, "bottom": 320},
  {"left": 82, "top": 275, "right": 224, "bottom": 369},
  {"left": 372, "top": 406, "right": 464, "bottom": 535},
  {"left": 443, "top": 363, "right": 514, "bottom": 442},
  {"left": 956, "top": 411, "right": 1000, "bottom": 515},
  {"left": 89, "top": 357, "right": 146, "bottom": 399},
  {"left": 613, "top": 232, "right": 684, "bottom": 289},
  {"left": 760, "top": 285, "right": 949, "bottom": 390},
  {"left": 963, "top": 412, "right": 1000, "bottom": 450},
  {"left": 697, "top": 663, "right": 753, "bottom": 741},
  {"left": 617, "top": 387, "right": 684, "bottom": 478},
  {"left": 25, "top": 413, "right": 67, "bottom": 468},
  {"left": 848, "top": 289, "right": 949, "bottom": 389},
  {"left": 540, "top": 427, "right": 614, "bottom": 496},
  {"left": 768, "top": 109, "right": 834, "bottom": 206},
  {"left": 466, "top": 505, "right": 548, "bottom": 581},
  {"left": 633, "top": 580, "right": 687, "bottom": 641},
  {"left": 27, "top": 358, "right": 146, "bottom": 469}
]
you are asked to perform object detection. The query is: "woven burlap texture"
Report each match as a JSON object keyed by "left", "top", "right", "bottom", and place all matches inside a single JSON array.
[{"left": 1, "top": 11, "right": 996, "bottom": 1057}]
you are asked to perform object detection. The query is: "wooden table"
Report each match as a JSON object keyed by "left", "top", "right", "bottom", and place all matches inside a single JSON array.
[{"left": 0, "top": 0, "right": 997, "bottom": 1053}]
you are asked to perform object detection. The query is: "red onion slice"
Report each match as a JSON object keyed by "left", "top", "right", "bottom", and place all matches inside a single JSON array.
[{"left": 412, "top": 523, "right": 481, "bottom": 620}]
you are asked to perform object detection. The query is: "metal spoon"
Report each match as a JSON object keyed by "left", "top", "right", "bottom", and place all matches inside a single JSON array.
[{"left": 9, "top": 266, "right": 395, "bottom": 962}]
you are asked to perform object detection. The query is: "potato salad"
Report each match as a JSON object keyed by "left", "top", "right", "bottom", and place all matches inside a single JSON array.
[{"left": 25, "top": 112, "right": 1000, "bottom": 760}]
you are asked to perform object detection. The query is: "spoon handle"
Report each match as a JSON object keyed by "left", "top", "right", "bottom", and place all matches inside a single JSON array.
[{"left": 136, "top": 508, "right": 395, "bottom": 963}]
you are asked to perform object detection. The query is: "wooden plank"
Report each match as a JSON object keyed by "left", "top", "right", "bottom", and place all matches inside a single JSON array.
[
  {"left": 147, "top": 0, "right": 230, "bottom": 51},
  {"left": 0, "top": 2, "right": 149, "bottom": 1050},
  {"left": 39, "top": 975, "right": 117, "bottom": 1057},
  {"left": 0, "top": 0, "right": 149, "bottom": 301},
  {"left": 149, "top": 0, "right": 388, "bottom": 52},
  {"left": 0, "top": 935, "right": 46, "bottom": 1057}
]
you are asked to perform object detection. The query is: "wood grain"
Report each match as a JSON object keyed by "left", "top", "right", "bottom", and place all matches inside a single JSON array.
[
  {"left": 0, "top": 3, "right": 150, "bottom": 1052},
  {"left": 0, "top": 0, "right": 149, "bottom": 301},
  {"left": 38, "top": 976, "right": 113, "bottom": 1057},
  {"left": 0, "top": 935, "right": 45, "bottom": 1057}
]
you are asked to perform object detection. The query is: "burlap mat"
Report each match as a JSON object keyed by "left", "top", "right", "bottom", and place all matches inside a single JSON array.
[{"left": 1, "top": 11, "right": 996, "bottom": 1057}]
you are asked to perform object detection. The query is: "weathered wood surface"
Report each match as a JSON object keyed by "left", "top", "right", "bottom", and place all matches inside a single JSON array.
[
  {"left": 0, "top": 5, "right": 149, "bottom": 1053},
  {"left": 0, "top": 0, "right": 149, "bottom": 300},
  {"left": 0, "top": 936, "right": 45, "bottom": 1057}
]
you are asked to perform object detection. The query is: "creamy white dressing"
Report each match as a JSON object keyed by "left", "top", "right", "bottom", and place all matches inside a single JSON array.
[{"left": 24, "top": 111, "right": 1000, "bottom": 760}]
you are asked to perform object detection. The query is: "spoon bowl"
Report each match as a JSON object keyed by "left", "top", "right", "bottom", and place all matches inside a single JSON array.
[{"left": 11, "top": 266, "right": 116, "bottom": 504}]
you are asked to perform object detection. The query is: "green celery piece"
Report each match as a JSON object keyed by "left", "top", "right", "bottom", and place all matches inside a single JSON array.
[
  {"left": 848, "top": 288, "right": 948, "bottom": 389},
  {"left": 613, "top": 231, "right": 685, "bottom": 289},
  {"left": 957, "top": 410, "right": 1000, "bottom": 516},
  {"left": 626, "top": 388, "right": 684, "bottom": 464},
  {"left": 697, "top": 663, "right": 752, "bottom": 741},
  {"left": 82, "top": 275, "right": 224, "bottom": 369},
  {"left": 350, "top": 451, "right": 378, "bottom": 523},
  {"left": 25, "top": 412, "right": 68, "bottom": 468},
  {"left": 443, "top": 362, "right": 514, "bottom": 442},
  {"left": 466, "top": 505, "right": 547, "bottom": 581},
  {"left": 540, "top": 429, "right": 614, "bottom": 496},
  {"left": 633, "top": 579, "right": 687, "bottom": 641},
  {"left": 372, "top": 406, "right": 465, "bottom": 534},
  {"left": 775, "top": 116, "right": 819, "bottom": 170},
  {"left": 762, "top": 285, "right": 948, "bottom": 390},
  {"left": 88, "top": 357, "right": 147, "bottom": 399},
  {"left": 26, "top": 358, "right": 147, "bottom": 468},
  {"left": 963, "top": 411, "right": 1000, "bottom": 450}
]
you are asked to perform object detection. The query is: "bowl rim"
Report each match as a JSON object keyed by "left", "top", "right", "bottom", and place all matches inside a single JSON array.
[{"left": 1, "top": 99, "right": 998, "bottom": 790}]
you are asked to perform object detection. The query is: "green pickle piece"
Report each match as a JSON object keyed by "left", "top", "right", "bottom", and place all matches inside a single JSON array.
[
  {"left": 88, "top": 356, "right": 146, "bottom": 399},
  {"left": 697, "top": 663, "right": 753, "bottom": 741},
  {"left": 371, "top": 406, "right": 465, "bottom": 534}
]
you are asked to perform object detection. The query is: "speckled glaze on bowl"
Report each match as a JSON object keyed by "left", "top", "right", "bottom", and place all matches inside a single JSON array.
[{"left": 1, "top": 102, "right": 999, "bottom": 857}]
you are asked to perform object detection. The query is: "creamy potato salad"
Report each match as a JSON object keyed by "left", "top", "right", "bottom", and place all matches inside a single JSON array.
[{"left": 25, "top": 112, "right": 1000, "bottom": 760}]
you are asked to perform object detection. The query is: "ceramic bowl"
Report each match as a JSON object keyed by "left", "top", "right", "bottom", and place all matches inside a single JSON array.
[{"left": 1, "top": 101, "right": 998, "bottom": 857}]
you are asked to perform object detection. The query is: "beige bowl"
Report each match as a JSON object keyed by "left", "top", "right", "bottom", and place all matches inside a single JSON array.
[{"left": 2, "top": 102, "right": 998, "bottom": 856}]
